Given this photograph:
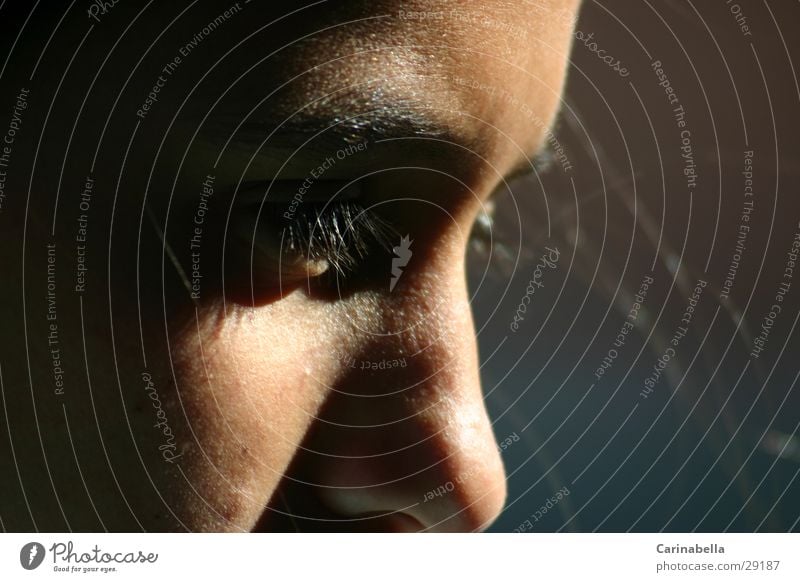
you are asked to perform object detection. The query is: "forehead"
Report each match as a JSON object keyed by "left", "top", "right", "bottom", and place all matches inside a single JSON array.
[
  {"left": 169, "top": 0, "right": 577, "bottom": 167},
  {"left": 40, "top": 0, "right": 577, "bottom": 188}
]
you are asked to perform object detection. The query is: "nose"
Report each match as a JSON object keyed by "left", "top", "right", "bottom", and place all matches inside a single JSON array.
[{"left": 280, "top": 250, "right": 507, "bottom": 532}]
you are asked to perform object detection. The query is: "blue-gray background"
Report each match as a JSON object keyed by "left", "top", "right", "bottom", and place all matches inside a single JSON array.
[{"left": 477, "top": 0, "right": 800, "bottom": 532}]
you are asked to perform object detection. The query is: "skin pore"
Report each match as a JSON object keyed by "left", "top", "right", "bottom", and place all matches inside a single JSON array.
[{"left": 0, "top": 0, "right": 580, "bottom": 531}]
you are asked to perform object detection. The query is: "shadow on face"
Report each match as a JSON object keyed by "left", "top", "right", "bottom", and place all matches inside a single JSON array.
[{"left": 0, "top": 0, "right": 579, "bottom": 531}]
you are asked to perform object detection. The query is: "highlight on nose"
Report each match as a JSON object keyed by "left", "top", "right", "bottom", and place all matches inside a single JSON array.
[{"left": 256, "top": 259, "right": 508, "bottom": 532}]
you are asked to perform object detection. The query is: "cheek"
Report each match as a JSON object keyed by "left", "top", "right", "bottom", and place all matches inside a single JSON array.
[{"left": 164, "top": 303, "right": 334, "bottom": 530}]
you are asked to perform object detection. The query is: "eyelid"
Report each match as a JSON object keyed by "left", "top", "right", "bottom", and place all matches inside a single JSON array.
[
  {"left": 236, "top": 179, "right": 363, "bottom": 205},
  {"left": 230, "top": 197, "right": 397, "bottom": 287},
  {"left": 229, "top": 202, "right": 333, "bottom": 282}
]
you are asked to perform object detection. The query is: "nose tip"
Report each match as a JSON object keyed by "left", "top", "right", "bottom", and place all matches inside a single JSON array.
[
  {"left": 302, "top": 334, "right": 508, "bottom": 531},
  {"left": 413, "top": 437, "right": 508, "bottom": 532},
  {"left": 310, "top": 416, "right": 508, "bottom": 532}
]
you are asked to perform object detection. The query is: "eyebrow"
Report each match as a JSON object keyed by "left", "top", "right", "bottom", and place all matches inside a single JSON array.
[
  {"left": 216, "top": 103, "right": 487, "bottom": 161},
  {"left": 206, "top": 97, "right": 545, "bottom": 191}
]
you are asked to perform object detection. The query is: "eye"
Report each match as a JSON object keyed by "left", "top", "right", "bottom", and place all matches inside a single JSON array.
[
  {"left": 467, "top": 196, "right": 520, "bottom": 278},
  {"left": 469, "top": 199, "right": 496, "bottom": 255},
  {"left": 229, "top": 180, "right": 504, "bottom": 291},
  {"left": 229, "top": 181, "right": 397, "bottom": 288}
]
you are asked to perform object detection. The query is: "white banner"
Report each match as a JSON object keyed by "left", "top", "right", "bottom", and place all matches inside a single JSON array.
[{"left": 1, "top": 534, "right": 798, "bottom": 581}]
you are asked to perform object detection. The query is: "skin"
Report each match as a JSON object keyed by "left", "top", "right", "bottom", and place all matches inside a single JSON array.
[{"left": 0, "top": 0, "right": 580, "bottom": 531}]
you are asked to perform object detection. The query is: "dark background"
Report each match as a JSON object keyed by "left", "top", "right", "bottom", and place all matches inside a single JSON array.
[{"left": 477, "top": 0, "right": 800, "bottom": 531}]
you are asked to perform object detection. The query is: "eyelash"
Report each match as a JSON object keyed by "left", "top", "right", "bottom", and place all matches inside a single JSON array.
[
  {"left": 268, "top": 200, "right": 398, "bottom": 276},
  {"left": 240, "top": 187, "right": 499, "bottom": 285}
]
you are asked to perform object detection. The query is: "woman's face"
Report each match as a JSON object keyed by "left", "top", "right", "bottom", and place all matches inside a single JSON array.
[{"left": 3, "top": 0, "right": 579, "bottom": 531}]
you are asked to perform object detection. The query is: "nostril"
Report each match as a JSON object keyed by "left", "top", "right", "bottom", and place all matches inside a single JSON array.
[{"left": 254, "top": 470, "right": 427, "bottom": 532}]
